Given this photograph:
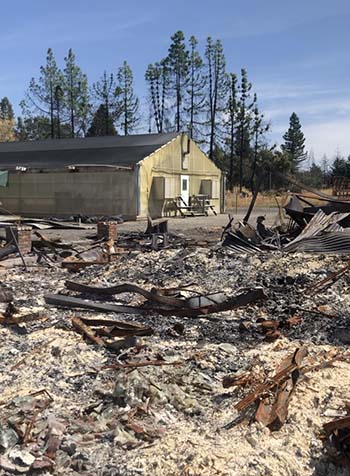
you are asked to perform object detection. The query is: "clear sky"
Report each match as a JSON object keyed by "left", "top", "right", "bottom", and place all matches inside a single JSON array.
[{"left": 1, "top": 0, "right": 350, "bottom": 161}]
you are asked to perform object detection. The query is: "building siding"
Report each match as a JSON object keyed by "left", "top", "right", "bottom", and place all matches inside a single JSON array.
[
  {"left": 0, "top": 169, "right": 137, "bottom": 218},
  {"left": 0, "top": 133, "right": 222, "bottom": 220},
  {"left": 138, "top": 134, "right": 222, "bottom": 218}
]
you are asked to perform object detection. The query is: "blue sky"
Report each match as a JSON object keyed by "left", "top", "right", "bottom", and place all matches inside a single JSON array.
[{"left": 1, "top": 0, "right": 350, "bottom": 161}]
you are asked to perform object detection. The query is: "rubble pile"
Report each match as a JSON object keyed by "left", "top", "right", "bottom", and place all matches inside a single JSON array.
[{"left": 1, "top": 210, "right": 350, "bottom": 475}]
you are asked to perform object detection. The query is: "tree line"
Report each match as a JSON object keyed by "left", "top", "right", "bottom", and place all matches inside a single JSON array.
[{"left": 0, "top": 31, "right": 340, "bottom": 191}]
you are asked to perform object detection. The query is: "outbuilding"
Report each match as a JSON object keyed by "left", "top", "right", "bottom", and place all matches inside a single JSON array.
[{"left": 0, "top": 132, "right": 224, "bottom": 219}]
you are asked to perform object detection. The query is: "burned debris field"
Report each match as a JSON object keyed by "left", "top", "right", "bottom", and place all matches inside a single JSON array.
[{"left": 1, "top": 200, "right": 350, "bottom": 476}]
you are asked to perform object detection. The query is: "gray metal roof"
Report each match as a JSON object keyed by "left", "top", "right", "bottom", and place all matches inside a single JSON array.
[{"left": 0, "top": 132, "right": 179, "bottom": 169}]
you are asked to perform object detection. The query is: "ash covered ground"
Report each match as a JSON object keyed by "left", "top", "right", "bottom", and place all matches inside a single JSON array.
[{"left": 1, "top": 223, "right": 350, "bottom": 476}]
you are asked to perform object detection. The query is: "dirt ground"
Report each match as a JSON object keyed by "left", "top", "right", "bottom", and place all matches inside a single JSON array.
[{"left": 40, "top": 208, "right": 280, "bottom": 243}]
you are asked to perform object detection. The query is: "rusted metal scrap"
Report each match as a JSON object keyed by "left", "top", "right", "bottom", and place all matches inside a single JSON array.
[
  {"left": 33, "top": 231, "right": 77, "bottom": 251},
  {"left": 71, "top": 316, "right": 106, "bottom": 346},
  {"left": 78, "top": 316, "right": 153, "bottom": 336},
  {"left": 234, "top": 347, "right": 307, "bottom": 430},
  {"left": 65, "top": 280, "right": 188, "bottom": 308},
  {"left": 60, "top": 241, "right": 119, "bottom": 270},
  {"left": 0, "top": 390, "right": 63, "bottom": 472},
  {"left": 256, "top": 318, "right": 282, "bottom": 341},
  {"left": 223, "top": 373, "right": 253, "bottom": 389},
  {"left": 45, "top": 288, "right": 266, "bottom": 318},
  {"left": 306, "top": 263, "right": 350, "bottom": 296},
  {"left": 256, "top": 315, "right": 302, "bottom": 341},
  {"left": 323, "top": 416, "right": 350, "bottom": 465},
  {"left": 21, "top": 390, "right": 53, "bottom": 444},
  {"left": 0, "top": 312, "right": 47, "bottom": 326},
  {"left": 71, "top": 316, "right": 153, "bottom": 349}
]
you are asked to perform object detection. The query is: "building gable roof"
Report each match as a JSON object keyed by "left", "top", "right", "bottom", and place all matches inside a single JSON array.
[{"left": 0, "top": 132, "right": 179, "bottom": 169}]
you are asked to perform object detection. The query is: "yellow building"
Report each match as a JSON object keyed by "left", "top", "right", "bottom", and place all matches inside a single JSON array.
[{"left": 0, "top": 132, "right": 224, "bottom": 220}]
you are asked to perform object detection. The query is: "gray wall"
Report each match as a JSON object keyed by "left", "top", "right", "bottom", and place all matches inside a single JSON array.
[{"left": 0, "top": 169, "right": 138, "bottom": 218}]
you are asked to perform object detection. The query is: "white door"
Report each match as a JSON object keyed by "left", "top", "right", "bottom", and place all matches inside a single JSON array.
[{"left": 180, "top": 175, "right": 189, "bottom": 206}]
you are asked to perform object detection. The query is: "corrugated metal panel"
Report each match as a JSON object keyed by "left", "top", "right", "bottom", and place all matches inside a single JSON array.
[
  {"left": 284, "top": 210, "right": 350, "bottom": 250},
  {"left": 222, "top": 232, "right": 263, "bottom": 254},
  {"left": 285, "top": 231, "right": 350, "bottom": 254}
]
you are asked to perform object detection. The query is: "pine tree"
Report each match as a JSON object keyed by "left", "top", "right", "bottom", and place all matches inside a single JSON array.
[
  {"left": 236, "top": 69, "right": 255, "bottom": 191},
  {"left": 167, "top": 31, "right": 189, "bottom": 132},
  {"left": 0, "top": 97, "right": 14, "bottom": 120},
  {"left": 145, "top": 60, "right": 169, "bottom": 133},
  {"left": 331, "top": 154, "right": 350, "bottom": 178},
  {"left": 22, "top": 48, "right": 64, "bottom": 139},
  {"left": 54, "top": 85, "right": 64, "bottom": 139},
  {"left": 225, "top": 73, "right": 238, "bottom": 190},
  {"left": 115, "top": 61, "right": 139, "bottom": 135},
  {"left": 299, "top": 161, "right": 324, "bottom": 188},
  {"left": 185, "top": 36, "right": 205, "bottom": 140},
  {"left": 250, "top": 96, "right": 269, "bottom": 190},
  {"left": 92, "top": 72, "right": 116, "bottom": 136},
  {"left": 63, "top": 49, "right": 90, "bottom": 137},
  {"left": 86, "top": 104, "right": 116, "bottom": 137},
  {"left": 15, "top": 116, "right": 52, "bottom": 141},
  {"left": 281, "top": 112, "right": 307, "bottom": 172},
  {"left": 204, "top": 37, "right": 227, "bottom": 161},
  {"left": 0, "top": 97, "right": 15, "bottom": 142}
]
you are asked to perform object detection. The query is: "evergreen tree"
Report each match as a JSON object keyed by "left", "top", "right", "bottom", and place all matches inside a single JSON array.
[
  {"left": 211, "top": 144, "right": 228, "bottom": 172},
  {"left": 0, "top": 97, "right": 14, "bottom": 120},
  {"left": 331, "top": 155, "right": 350, "bottom": 177},
  {"left": 281, "top": 112, "right": 307, "bottom": 172},
  {"left": 235, "top": 69, "right": 255, "bottom": 191},
  {"left": 185, "top": 36, "right": 205, "bottom": 140},
  {"left": 86, "top": 104, "right": 116, "bottom": 137},
  {"left": 21, "top": 48, "right": 64, "bottom": 139},
  {"left": 15, "top": 116, "right": 52, "bottom": 141},
  {"left": 167, "top": 30, "right": 189, "bottom": 132},
  {"left": 54, "top": 85, "right": 64, "bottom": 139},
  {"left": 0, "top": 97, "right": 16, "bottom": 142},
  {"left": 259, "top": 148, "right": 291, "bottom": 190},
  {"left": 115, "top": 61, "right": 139, "bottom": 135},
  {"left": 224, "top": 73, "right": 238, "bottom": 189},
  {"left": 250, "top": 96, "right": 269, "bottom": 190},
  {"left": 204, "top": 37, "right": 227, "bottom": 160},
  {"left": 145, "top": 60, "right": 169, "bottom": 133},
  {"left": 298, "top": 162, "right": 324, "bottom": 188},
  {"left": 63, "top": 48, "right": 90, "bottom": 137},
  {"left": 92, "top": 72, "right": 117, "bottom": 136}
]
